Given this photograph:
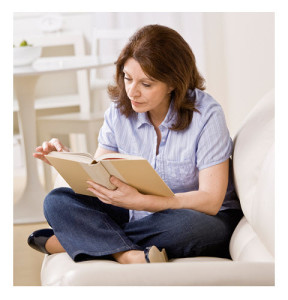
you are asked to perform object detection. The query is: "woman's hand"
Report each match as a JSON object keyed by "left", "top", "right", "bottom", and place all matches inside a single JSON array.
[
  {"left": 87, "top": 176, "right": 145, "bottom": 210},
  {"left": 33, "top": 138, "right": 70, "bottom": 165}
]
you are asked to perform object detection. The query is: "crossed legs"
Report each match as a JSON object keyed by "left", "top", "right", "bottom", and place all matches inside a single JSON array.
[{"left": 43, "top": 187, "right": 242, "bottom": 263}]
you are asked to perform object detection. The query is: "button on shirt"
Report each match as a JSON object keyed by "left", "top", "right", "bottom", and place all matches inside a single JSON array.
[{"left": 98, "top": 89, "right": 241, "bottom": 221}]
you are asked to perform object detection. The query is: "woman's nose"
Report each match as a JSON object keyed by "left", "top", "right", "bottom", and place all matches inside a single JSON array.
[{"left": 127, "top": 83, "right": 140, "bottom": 99}]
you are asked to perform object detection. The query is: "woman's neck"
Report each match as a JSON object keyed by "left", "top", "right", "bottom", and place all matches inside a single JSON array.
[{"left": 148, "top": 102, "right": 170, "bottom": 128}]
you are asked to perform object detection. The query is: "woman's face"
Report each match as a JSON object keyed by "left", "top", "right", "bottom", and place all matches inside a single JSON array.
[{"left": 123, "top": 58, "right": 173, "bottom": 116}]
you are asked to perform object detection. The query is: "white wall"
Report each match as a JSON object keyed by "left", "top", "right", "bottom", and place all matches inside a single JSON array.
[
  {"left": 203, "top": 12, "right": 274, "bottom": 136},
  {"left": 13, "top": 12, "right": 274, "bottom": 137},
  {"left": 224, "top": 13, "right": 274, "bottom": 136}
]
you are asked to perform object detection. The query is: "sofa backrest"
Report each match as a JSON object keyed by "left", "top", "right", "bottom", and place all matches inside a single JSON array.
[{"left": 232, "top": 90, "right": 274, "bottom": 258}]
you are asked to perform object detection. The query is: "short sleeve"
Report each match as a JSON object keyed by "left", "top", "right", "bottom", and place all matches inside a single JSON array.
[
  {"left": 98, "top": 104, "right": 119, "bottom": 152},
  {"left": 196, "top": 105, "right": 233, "bottom": 170}
]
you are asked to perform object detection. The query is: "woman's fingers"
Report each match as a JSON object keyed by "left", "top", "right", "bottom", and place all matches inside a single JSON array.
[
  {"left": 41, "top": 141, "right": 50, "bottom": 153},
  {"left": 35, "top": 145, "right": 43, "bottom": 152},
  {"left": 32, "top": 152, "right": 52, "bottom": 165},
  {"left": 38, "top": 138, "right": 70, "bottom": 153},
  {"left": 39, "top": 138, "right": 67, "bottom": 154},
  {"left": 48, "top": 138, "right": 70, "bottom": 152},
  {"left": 49, "top": 138, "right": 64, "bottom": 152},
  {"left": 33, "top": 138, "right": 70, "bottom": 165}
]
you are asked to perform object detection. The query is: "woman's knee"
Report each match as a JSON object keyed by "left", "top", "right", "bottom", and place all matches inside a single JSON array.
[
  {"left": 129, "top": 209, "right": 205, "bottom": 246},
  {"left": 151, "top": 209, "right": 231, "bottom": 258},
  {"left": 148, "top": 209, "right": 227, "bottom": 245},
  {"left": 43, "top": 187, "right": 74, "bottom": 218},
  {"left": 152, "top": 209, "right": 206, "bottom": 234}
]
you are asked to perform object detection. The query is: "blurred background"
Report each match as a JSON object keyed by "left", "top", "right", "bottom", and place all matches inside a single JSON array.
[{"left": 13, "top": 12, "right": 274, "bottom": 285}]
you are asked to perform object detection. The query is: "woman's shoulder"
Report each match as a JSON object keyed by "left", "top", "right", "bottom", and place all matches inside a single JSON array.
[
  {"left": 191, "top": 89, "right": 222, "bottom": 112},
  {"left": 188, "top": 89, "right": 226, "bottom": 128},
  {"left": 104, "top": 102, "right": 123, "bottom": 119},
  {"left": 187, "top": 89, "right": 224, "bottom": 121}
]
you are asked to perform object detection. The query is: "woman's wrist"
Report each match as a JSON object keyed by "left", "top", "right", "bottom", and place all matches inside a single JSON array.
[
  {"left": 139, "top": 194, "right": 181, "bottom": 212},
  {"left": 167, "top": 194, "right": 182, "bottom": 210}
]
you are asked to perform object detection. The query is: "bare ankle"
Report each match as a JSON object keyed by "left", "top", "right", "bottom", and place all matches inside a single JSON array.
[
  {"left": 113, "top": 250, "right": 146, "bottom": 264},
  {"left": 45, "top": 235, "right": 65, "bottom": 254}
]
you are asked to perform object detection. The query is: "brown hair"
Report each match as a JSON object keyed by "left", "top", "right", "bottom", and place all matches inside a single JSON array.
[{"left": 108, "top": 24, "right": 205, "bottom": 131}]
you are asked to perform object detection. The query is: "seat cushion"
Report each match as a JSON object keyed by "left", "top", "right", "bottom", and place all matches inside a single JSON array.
[{"left": 41, "top": 253, "right": 273, "bottom": 286}]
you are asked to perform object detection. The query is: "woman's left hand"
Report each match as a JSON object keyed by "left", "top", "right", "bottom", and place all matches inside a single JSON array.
[{"left": 87, "top": 176, "right": 145, "bottom": 210}]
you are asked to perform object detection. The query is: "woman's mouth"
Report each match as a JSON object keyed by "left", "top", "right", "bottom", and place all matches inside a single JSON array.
[{"left": 131, "top": 100, "right": 144, "bottom": 107}]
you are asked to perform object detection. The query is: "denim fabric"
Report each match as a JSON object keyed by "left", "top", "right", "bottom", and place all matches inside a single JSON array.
[{"left": 44, "top": 187, "right": 243, "bottom": 262}]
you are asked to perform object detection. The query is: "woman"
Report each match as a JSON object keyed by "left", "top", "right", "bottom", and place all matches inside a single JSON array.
[{"left": 28, "top": 24, "right": 242, "bottom": 264}]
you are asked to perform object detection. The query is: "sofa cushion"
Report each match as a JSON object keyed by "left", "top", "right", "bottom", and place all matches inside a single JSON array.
[
  {"left": 41, "top": 253, "right": 273, "bottom": 286},
  {"left": 232, "top": 90, "right": 274, "bottom": 259},
  {"left": 230, "top": 217, "right": 274, "bottom": 261}
]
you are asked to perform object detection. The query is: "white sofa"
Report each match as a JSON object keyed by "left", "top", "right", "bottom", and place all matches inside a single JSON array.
[{"left": 40, "top": 90, "right": 275, "bottom": 286}]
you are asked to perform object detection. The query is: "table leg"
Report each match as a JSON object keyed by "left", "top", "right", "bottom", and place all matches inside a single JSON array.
[{"left": 14, "top": 75, "right": 47, "bottom": 224}]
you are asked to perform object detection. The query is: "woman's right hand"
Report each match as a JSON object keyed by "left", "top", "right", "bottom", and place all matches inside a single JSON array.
[{"left": 33, "top": 138, "right": 70, "bottom": 165}]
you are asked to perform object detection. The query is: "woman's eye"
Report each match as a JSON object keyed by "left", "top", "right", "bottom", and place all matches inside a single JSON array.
[
  {"left": 142, "top": 83, "right": 151, "bottom": 87},
  {"left": 124, "top": 77, "right": 131, "bottom": 81}
]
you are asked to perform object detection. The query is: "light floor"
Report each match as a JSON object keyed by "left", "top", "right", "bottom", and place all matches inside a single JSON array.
[
  {"left": 13, "top": 162, "right": 50, "bottom": 286},
  {"left": 14, "top": 221, "right": 48, "bottom": 286}
]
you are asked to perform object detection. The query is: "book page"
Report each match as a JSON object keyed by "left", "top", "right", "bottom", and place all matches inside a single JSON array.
[
  {"left": 96, "top": 152, "right": 144, "bottom": 161},
  {"left": 43, "top": 154, "right": 115, "bottom": 197},
  {"left": 46, "top": 151, "right": 94, "bottom": 164},
  {"left": 80, "top": 163, "right": 116, "bottom": 191}
]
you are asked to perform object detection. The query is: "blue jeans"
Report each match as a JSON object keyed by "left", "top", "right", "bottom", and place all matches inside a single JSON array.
[{"left": 43, "top": 187, "right": 243, "bottom": 262}]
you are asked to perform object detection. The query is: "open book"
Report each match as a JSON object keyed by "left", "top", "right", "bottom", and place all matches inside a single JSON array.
[{"left": 45, "top": 151, "right": 174, "bottom": 197}]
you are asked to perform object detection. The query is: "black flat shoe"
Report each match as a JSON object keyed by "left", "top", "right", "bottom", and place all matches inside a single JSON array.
[
  {"left": 27, "top": 228, "right": 54, "bottom": 254},
  {"left": 144, "top": 246, "right": 168, "bottom": 263}
]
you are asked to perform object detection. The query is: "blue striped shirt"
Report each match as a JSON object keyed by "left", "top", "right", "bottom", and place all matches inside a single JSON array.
[{"left": 98, "top": 89, "right": 241, "bottom": 221}]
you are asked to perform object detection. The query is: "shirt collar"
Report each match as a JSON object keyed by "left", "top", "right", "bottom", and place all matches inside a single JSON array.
[
  {"left": 136, "top": 99, "right": 177, "bottom": 129},
  {"left": 136, "top": 111, "right": 151, "bottom": 128}
]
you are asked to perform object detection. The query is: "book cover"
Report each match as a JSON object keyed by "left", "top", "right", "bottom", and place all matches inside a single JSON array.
[{"left": 45, "top": 152, "right": 174, "bottom": 197}]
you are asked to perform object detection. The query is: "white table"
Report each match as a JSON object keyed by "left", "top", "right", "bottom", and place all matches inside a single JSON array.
[{"left": 13, "top": 56, "right": 115, "bottom": 224}]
